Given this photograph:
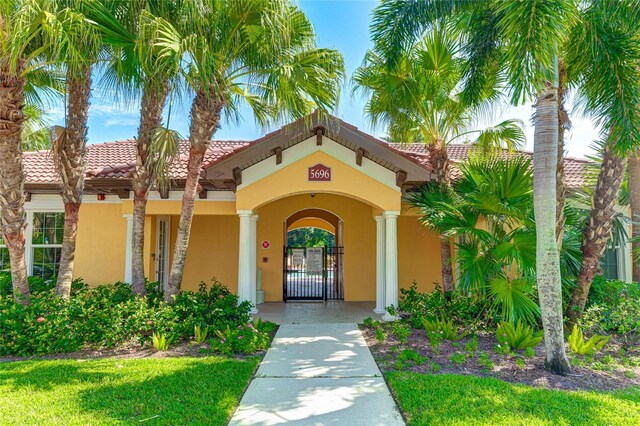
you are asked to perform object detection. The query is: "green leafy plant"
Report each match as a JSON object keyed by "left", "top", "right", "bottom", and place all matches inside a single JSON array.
[
  {"left": 391, "top": 322, "right": 412, "bottom": 344},
  {"left": 515, "top": 357, "right": 525, "bottom": 369},
  {"left": 465, "top": 336, "right": 478, "bottom": 355},
  {"left": 152, "top": 332, "right": 172, "bottom": 351},
  {"left": 430, "top": 361, "right": 441, "bottom": 373},
  {"left": 375, "top": 327, "right": 385, "bottom": 342},
  {"left": 194, "top": 325, "right": 209, "bottom": 345},
  {"left": 398, "top": 348, "right": 426, "bottom": 366},
  {"left": 524, "top": 347, "right": 536, "bottom": 358},
  {"left": 567, "top": 325, "right": 610, "bottom": 356},
  {"left": 449, "top": 352, "right": 466, "bottom": 365},
  {"left": 421, "top": 317, "right": 465, "bottom": 341},
  {"left": 210, "top": 320, "right": 275, "bottom": 355},
  {"left": 428, "top": 333, "right": 443, "bottom": 354},
  {"left": 495, "top": 321, "right": 543, "bottom": 350},
  {"left": 478, "top": 351, "right": 494, "bottom": 372}
]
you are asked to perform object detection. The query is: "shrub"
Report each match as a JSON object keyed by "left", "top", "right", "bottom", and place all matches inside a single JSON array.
[
  {"left": 194, "top": 325, "right": 209, "bottom": 345},
  {"left": 421, "top": 317, "right": 465, "bottom": 341},
  {"left": 152, "top": 332, "right": 172, "bottom": 351},
  {"left": 209, "top": 319, "right": 273, "bottom": 355},
  {"left": 567, "top": 325, "right": 610, "bottom": 356},
  {"left": 0, "top": 279, "right": 257, "bottom": 356},
  {"left": 495, "top": 321, "right": 543, "bottom": 350},
  {"left": 399, "top": 282, "right": 493, "bottom": 330},
  {"left": 581, "top": 277, "right": 640, "bottom": 335},
  {"left": 391, "top": 322, "right": 412, "bottom": 344},
  {"left": 398, "top": 348, "right": 426, "bottom": 366}
]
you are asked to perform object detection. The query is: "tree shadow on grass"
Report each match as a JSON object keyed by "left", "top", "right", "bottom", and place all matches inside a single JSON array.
[
  {"left": 1, "top": 356, "right": 257, "bottom": 425},
  {"left": 386, "top": 372, "right": 640, "bottom": 426}
]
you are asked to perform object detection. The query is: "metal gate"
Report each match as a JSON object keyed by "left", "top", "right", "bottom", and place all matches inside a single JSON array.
[{"left": 283, "top": 246, "right": 344, "bottom": 301}]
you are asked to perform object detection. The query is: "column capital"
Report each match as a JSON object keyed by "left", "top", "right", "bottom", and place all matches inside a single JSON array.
[
  {"left": 374, "top": 214, "right": 385, "bottom": 222},
  {"left": 123, "top": 213, "right": 133, "bottom": 219},
  {"left": 237, "top": 209, "right": 254, "bottom": 217},
  {"left": 250, "top": 214, "right": 259, "bottom": 222},
  {"left": 383, "top": 210, "right": 400, "bottom": 218}
]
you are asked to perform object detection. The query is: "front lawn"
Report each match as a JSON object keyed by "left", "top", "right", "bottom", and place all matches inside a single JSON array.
[
  {"left": 387, "top": 372, "right": 640, "bottom": 426},
  {"left": 0, "top": 356, "right": 259, "bottom": 425}
]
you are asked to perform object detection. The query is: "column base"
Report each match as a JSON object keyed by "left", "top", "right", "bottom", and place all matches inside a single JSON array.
[
  {"left": 250, "top": 307, "right": 259, "bottom": 315},
  {"left": 382, "top": 312, "right": 400, "bottom": 322},
  {"left": 373, "top": 307, "right": 386, "bottom": 315}
]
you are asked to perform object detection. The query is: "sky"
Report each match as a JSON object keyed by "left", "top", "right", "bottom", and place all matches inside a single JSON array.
[{"left": 47, "top": 0, "right": 599, "bottom": 159}]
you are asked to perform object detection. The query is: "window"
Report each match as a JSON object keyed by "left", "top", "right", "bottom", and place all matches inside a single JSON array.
[
  {"left": 600, "top": 246, "right": 619, "bottom": 280},
  {"left": 31, "top": 212, "right": 64, "bottom": 279},
  {"left": 0, "top": 235, "right": 9, "bottom": 274}
]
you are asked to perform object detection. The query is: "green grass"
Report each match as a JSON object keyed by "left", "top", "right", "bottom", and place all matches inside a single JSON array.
[
  {"left": 387, "top": 372, "right": 640, "bottom": 426},
  {"left": 0, "top": 356, "right": 259, "bottom": 425}
]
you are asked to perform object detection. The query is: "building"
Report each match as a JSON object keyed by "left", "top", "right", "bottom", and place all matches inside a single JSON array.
[{"left": 4, "top": 113, "right": 631, "bottom": 316}]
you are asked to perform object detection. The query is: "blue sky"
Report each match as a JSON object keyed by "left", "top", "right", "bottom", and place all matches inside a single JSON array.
[{"left": 47, "top": 0, "right": 598, "bottom": 159}]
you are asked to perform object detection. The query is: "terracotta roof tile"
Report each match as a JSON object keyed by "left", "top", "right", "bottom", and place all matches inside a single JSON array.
[{"left": 23, "top": 139, "right": 588, "bottom": 190}]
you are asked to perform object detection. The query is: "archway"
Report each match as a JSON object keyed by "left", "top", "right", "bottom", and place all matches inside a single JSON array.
[{"left": 283, "top": 208, "right": 344, "bottom": 301}]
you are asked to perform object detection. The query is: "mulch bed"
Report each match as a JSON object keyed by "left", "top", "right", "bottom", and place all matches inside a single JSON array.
[{"left": 362, "top": 324, "right": 640, "bottom": 392}]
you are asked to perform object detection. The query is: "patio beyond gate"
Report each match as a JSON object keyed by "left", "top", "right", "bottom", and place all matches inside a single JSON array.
[{"left": 282, "top": 246, "right": 344, "bottom": 301}]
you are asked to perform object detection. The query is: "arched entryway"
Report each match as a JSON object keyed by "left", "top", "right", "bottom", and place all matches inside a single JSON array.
[{"left": 283, "top": 208, "right": 344, "bottom": 301}]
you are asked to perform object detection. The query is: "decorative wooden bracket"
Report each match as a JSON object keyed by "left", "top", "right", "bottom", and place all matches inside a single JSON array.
[
  {"left": 316, "top": 127, "right": 323, "bottom": 146},
  {"left": 198, "top": 188, "right": 208, "bottom": 199},
  {"left": 396, "top": 170, "right": 407, "bottom": 187},
  {"left": 159, "top": 187, "right": 169, "bottom": 199},
  {"left": 271, "top": 146, "right": 283, "bottom": 165},
  {"left": 115, "top": 189, "right": 131, "bottom": 200},
  {"left": 356, "top": 148, "right": 366, "bottom": 166},
  {"left": 232, "top": 167, "right": 242, "bottom": 186},
  {"left": 24, "top": 192, "right": 31, "bottom": 202}
]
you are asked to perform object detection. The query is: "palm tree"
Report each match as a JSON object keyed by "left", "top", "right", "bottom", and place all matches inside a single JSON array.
[
  {"left": 354, "top": 29, "right": 524, "bottom": 292},
  {"left": 148, "top": 0, "right": 345, "bottom": 301},
  {"left": 0, "top": 1, "right": 30, "bottom": 304},
  {"left": 370, "top": 0, "right": 576, "bottom": 374},
  {"left": 629, "top": 153, "right": 640, "bottom": 282},
  {"left": 564, "top": 1, "right": 640, "bottom": 325},
  {"left": 90, "top": 1, "right": 181, "bottom": 295}
]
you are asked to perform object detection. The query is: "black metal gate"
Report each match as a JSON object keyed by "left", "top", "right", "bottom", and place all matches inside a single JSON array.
[{"left": 283, "top": 246, "right": 344, "bottom": 301}]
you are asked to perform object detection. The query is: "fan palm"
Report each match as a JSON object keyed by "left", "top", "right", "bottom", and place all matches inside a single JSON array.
[
  {"left": 354, "top": 28, "right": 524, "bottom": 292},
  {"left": 370, "top": 0, "right": 576, "bottom": 374},
  {"left": 144, "top": 0, "right": 344, "bottom": 301}
]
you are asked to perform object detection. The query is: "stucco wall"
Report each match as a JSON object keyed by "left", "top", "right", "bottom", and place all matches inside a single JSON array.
[
  {"left": 256, "top": 193, "right": 378, "bottom": 302},
  {"left": 398, "top": 215, "right": 443, "bottom": 293},
  {"left": 74, "top": 203, "right": 127, "bottom": 284}
]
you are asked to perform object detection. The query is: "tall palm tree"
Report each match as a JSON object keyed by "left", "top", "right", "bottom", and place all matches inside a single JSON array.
[
  {"left": 354, "top": 30, "right": 524, "bottom": 292},
  {"left": 149, "top": 0, "right": 345, "bottom": 302},
  {"left": 629, "top": 153, "right": 640, "bottom": 282},
  {"left": 370, "top": 0, "right": 576, "bottom": 374},
  {"left": 90, "top": 1, "right": 181, "bottom": 295},
  {"left": 0, "top": 0, "right": 30, "bottom": 304},
  {"left": 565, "top": 1, "right": 640, "bottom": 324}
]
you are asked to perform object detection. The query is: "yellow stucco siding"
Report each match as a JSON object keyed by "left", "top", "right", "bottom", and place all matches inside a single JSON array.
[
  {"left": 398, "top": 215, "right": 443, "bottom": 293},
  {"left": 256, "top": 193, "right": 377, "bottom": 302},
  {"left": 177, "top": 215, "right": 240, "bottom": 293},
  {"left": 236, "top": 151, "right": 401, "bottom": 211},
  {"left": 74, "top": 203, "right": 126, "bottom": 284},
  {"left": 288, "top": 218, "right": 336, "bottom": 234},
  {"left": 121, "top": 200, "right": 237, "bottom": 216}
]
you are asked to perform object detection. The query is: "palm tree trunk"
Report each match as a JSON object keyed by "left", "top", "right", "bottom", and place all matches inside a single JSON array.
[
  {"left": 567, "top": 139, "right": 625, "bottom": 326},
  {"left": 533, "top": 81, "right": 571, "bottom": 375},
  {"left": 555, "top": 60, "right": 569, "bottom": 249},
  {"left": 55, "top": 66, "right": 91, "bottom": 299},
  {"left": 165, "top": 90, "right": 223, "bottom": 302},
  {"left": 427, "top": 142, "right": 454, "bottom": 291},
  {"left": 629, "top": 152, "right": 640, "bottom": 282},
  {"left": 0, "top": 57, "right": 30, "bottom": 305},
  {"left": 131, "top": 81, "right": 168, "bottom": 295}
]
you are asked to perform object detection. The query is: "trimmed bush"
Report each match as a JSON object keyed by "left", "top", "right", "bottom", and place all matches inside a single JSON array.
[{"left": 0, "top": 279, "right": 253, "bottom": 356}]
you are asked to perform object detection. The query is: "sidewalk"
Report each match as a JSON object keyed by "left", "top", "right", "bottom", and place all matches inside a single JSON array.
[{"left": 229, "top": 323, "right": 405, "bottom": 425}]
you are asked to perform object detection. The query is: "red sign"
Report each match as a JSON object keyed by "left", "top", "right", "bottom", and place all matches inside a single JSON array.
[
  {"left": 261, "top": 240, "right": 270, "bottom": 249},
  {"left": 308, "top": 164, "right": 331, "bottom": 182}
]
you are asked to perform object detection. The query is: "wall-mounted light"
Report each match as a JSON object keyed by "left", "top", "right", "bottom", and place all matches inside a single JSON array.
[{"left": 310, "top": 193, "right": 316, "bottom": 198}]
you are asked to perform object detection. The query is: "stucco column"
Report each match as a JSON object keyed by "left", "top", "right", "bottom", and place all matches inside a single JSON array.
[
  {"left": 123, "top": 214, "right": 133, "bottom": 283},
  {"left": 237, "top": 210, "right": 253, "bottom": 310},
  {"left": 374, "top": 215, "right": 386, "bottom": 314},
  {"left": 249, "top": 214, "right": 259, "bottom": 314},
  {"left": 383, "top": 211, "right": 400, "bottom": 321}
]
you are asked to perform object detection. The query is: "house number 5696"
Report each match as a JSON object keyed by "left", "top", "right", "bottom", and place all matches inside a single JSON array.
[{"left": 308, "top": 164, "right": 332, "bottom": 182}]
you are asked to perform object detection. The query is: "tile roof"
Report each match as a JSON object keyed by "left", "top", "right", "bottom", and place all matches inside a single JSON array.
[
  {"left": 389, "top": 143, "right": 589, "bottom": 189},
  {"left": 23, "top": 139, "right": 589, "bottom": 190},
  {"left": 24, "top": 139, "right": 250, "bottom": 184}
]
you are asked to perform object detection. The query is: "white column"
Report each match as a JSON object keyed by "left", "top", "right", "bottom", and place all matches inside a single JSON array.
[
  {"left": 249, "top": 214, "right": 259, "bottom": 314},
  {"left": 374, "top": 215, "right": 386, "bottom": 314},
  {"left": 383, "top": 211, "right": 400, "bottom": 321},
  {"left": 124, "top": 214, "right": 133, "bottom": 283},
  {"left": 237, "top": 210, "right": 253, "bottom": 309}
]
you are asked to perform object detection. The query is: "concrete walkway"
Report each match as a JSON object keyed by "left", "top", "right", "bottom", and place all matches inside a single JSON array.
[{"left": 229, "top": 323, "right": 405, "bottom": 426}]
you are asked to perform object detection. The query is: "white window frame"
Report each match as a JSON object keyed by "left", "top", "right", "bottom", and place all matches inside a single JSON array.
[
  {"left": 155, "top": 216, "right": 171, "bottom": 290},
  {"left": 28, "top": 210, "right": 65, "bottom": 278}
]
